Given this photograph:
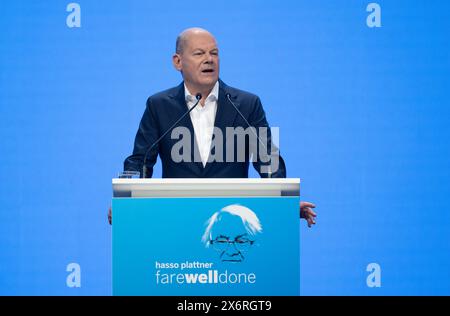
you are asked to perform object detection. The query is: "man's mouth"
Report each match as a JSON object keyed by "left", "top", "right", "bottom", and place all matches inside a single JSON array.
[{"left": 201, "top": 69, "right": 215, "bottom": 73}]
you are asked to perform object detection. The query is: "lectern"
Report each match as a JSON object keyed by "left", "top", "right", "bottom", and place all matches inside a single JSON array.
[{"left": 112, "top": 178, "right": 300, "bottom": 296}]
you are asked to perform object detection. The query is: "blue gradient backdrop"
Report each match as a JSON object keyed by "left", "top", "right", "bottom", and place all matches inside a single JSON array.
[{"left": 0, "top": 0, "right": 449, "bottom": 295}]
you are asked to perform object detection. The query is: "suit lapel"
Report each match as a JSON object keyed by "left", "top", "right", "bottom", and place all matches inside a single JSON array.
[
  {"left": 203, "top": 80, "right": 238, "bottom": 175},
  {"left": 214, "top": 80, "right": 239, "bottom": 134},
  {"left": 169, "top": 82, "right": 204, "bottom": 173}
]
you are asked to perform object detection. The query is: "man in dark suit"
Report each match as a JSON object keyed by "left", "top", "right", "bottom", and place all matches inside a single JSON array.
[
  {"left": 123, "top": 77, "right": 286, "bottom": 178},
  {"left": 110, "top": 28, "right": 316, "bottom": 226}
]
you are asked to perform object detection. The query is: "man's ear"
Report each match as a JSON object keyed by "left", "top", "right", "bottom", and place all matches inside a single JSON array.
[{"left": 172, "top": 54, "right": 182, "bottom": 71}]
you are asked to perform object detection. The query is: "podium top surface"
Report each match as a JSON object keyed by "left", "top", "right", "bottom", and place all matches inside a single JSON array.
[{"left": 112, "top": 178, "right": 300, "bottom": 198}]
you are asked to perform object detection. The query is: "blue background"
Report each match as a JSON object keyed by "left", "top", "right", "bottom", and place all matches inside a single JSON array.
[{"left": 0, "top": 0, "right": 449, "bottom": 295}]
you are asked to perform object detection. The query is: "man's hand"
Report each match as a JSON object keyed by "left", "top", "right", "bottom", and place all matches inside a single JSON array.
[
  {"left": 108, "top": 206, "right": 112, "bottom": 225},
  {"left": 300, "top": 201, "right": 316, "bottom": 227}
]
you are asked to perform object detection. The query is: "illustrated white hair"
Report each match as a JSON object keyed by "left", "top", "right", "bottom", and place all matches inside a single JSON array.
[{"left": 201, "top": 204, "right": 262, "bottom": 246}]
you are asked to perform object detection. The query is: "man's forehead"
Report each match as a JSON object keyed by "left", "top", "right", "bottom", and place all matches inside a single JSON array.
[
  {"left": 213, "top": 214, "right": 245, "bottom": 228},
  {"left": 184, "top": 33, "right": 218, "bottom": 50}
]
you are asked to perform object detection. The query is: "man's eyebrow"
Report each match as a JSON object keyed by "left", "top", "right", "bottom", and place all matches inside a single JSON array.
[{"left": 235, "top": 234, "right": 249, "bottom": 239}]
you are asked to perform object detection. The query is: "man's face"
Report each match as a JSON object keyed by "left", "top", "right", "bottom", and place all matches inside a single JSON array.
[
  {"left": 210, "top": 213, "right": 253, "bottom": 263},
  {"left": 173, "top": 32, "right": 220, "bottom": 91}
]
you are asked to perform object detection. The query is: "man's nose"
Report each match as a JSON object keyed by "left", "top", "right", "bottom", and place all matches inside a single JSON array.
[
  {"left": 204, "top": 54, "right": 214, "bottom": 63},
  {"left": 227, "top": 242, "right": 239, "bottom": 252}
]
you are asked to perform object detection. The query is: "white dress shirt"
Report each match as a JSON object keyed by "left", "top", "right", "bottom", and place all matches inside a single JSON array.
[{"left": 185, "top": 81, "right": 219, "bottom": 167}]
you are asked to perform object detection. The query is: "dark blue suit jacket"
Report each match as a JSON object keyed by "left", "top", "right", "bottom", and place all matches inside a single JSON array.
[{"left": 124, "top": 79, "right": 286, "bottom": 178}]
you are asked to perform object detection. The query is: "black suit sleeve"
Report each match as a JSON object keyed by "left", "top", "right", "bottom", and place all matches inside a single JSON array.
[
  {"left": 123, "top": 98, "right": 160, "bottom": 178},
  {"left": 248, "top": 97, "right": 287, "bottom": 178}
]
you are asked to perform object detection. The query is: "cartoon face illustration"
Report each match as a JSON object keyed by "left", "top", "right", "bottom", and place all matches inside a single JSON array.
[{"left": 202, "top": 204, "right": 262, "bottom": 262}]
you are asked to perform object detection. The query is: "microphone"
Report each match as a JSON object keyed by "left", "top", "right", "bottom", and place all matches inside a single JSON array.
[
  {"left": 142, "top": 93, "right": 202, "bottom": 178},
  {"left": 225, "top": 93, "right": 274, "bottom": 177}
]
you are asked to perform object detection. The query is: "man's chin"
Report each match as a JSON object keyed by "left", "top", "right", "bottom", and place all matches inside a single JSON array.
[
  {"left": 221, "top": 259, "right": 243, "bottom": 263},
  {"left": 198, "top": 77, "right": 218, "bottom": 87},
  {"left": 184, "top": 77, "right": 218, "bottom": 92}
]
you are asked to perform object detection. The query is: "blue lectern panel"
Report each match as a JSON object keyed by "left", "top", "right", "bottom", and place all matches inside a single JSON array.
[{"left": 112, "top": 197, "right": 299, "bottom": 296}]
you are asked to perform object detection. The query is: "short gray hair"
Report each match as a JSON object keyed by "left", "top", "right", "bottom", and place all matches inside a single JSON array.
[
  {"left": 201, "top": 204, "right": 263, "bottom": 246},
  {"left": 175, "top": 33, "right": 186, "bottom": 54},
  {"left": 175, "top": 27, "right": 214, "bottom": 54}
]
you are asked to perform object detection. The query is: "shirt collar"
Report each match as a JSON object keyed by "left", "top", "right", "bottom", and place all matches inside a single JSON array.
[{"left": 184, "top": 81, "right": 219, "bottom": 105}]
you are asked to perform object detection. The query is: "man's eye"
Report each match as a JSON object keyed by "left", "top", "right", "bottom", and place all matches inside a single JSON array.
[{"left": 215, "top": 237, "right": 229, "bottom": 243}]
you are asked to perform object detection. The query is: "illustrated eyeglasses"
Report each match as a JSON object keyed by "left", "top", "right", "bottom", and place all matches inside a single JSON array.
[{"left": 209, "top": 237, "right": 255, "bottom": 252}]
